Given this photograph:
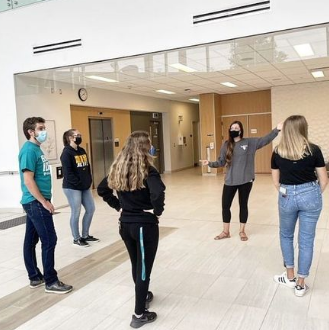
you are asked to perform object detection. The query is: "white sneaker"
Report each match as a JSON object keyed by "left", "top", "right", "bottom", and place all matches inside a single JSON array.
[
  {"left": 295, "top": 284, "right": 309, "bottom": 297},
  {"left": 273, "top": 272, "right": 296, "bottom": 288}
]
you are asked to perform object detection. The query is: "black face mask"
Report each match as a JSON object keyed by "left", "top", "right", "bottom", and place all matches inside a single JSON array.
[
  {"left": 74, "top": 137, "right": 82, "bottom": 145},
  {"left": 229, "top": 130, "right": 240, "bottom": 139}
]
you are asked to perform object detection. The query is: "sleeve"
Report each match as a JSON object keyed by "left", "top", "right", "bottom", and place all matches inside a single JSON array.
[
  {"left": 313, "top": 145, "right": 325, "bottom": 167},
  {"left": 97, "top": 176, "right": 121, "bottom": 211},
  {"left": 60, "top": 151, "right": 81, "bottom": 187},
  {"left": 254, "top": 128, "right": 279, "bottom": 150},
  {"left": 20, "top": 149, "right": 37, "bottom": 173},
  {"left": 147, "top": 167, "right": 166, "bottom": 216},
  {"left": 271, "top": 151, "right": 279, "bottom": 169},
  {"left": 209, "top": 142, "right": 227, "bottom": 168}
]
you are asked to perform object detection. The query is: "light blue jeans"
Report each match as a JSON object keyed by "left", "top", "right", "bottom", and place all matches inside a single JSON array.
[
  {"left": 63, "top": 188, "right": 96, "bottom": 240},
  {"left": 278, "top": 181, "right": 322, "bottom": 278}
]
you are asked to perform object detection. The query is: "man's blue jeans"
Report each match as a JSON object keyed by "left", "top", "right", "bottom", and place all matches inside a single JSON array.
[
  {"left": 22, "top": 200, "right": 58, "bottom": 285},
  {"left": 278, "top": 181, "right": 322, "bottom": 278},
  {"left": 63, "top": 188, "right": 95, "bottom": 240}
]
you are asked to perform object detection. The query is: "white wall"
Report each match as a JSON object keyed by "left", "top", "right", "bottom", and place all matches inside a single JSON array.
[
  {"left": 4, "top": 76, "right": 198, "bottom": 209},
  {"left": 272, "top": 81, "right": 329, "bottom": 162}
]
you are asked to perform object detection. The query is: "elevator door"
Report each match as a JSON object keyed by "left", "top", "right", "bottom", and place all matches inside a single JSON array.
[{"left": 89, "top": 119, "right": 114, "bottom": 187}]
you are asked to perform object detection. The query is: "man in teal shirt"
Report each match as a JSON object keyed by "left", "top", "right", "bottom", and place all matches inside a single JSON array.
[{"left": 19, "top": 117, "right": 73, "bottom": 294}]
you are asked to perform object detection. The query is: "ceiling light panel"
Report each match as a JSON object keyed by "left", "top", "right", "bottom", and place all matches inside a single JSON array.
[
  {"left": 156, "top": 89, "right": 176, "bottom": 94},
  {"left": 220, "top": 82, "right": 238, "bottom": 87},
  {"left": 293, "top": 44, "right": 314, "bottom": 57},
  {"left": 311, "top": 71, "right": 324, "bottom": 78},
  {"left": 86, "top": 75, "right": 118, "bottom": 83},
  {"left": 170, "top": 63, "right": 197, "bottom": 73}
]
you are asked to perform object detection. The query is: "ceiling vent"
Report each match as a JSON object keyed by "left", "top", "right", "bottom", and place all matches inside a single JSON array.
[
  {"left": 33, "top": 39, "right": 82, "bottom": 54},
  {"left": 193, "top": 1, "right": 270, "bottom": 25}
]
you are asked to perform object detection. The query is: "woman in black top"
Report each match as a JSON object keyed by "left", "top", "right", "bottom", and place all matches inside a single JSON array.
[
  {"left": 271, "top": 115, "right": 327, "bottom": 297},
  {"left": 97, "top": 131, "right": 165, "bottom": 328},
  {"left": 60, "top": 129, "right": 98, "bottom": 247}
]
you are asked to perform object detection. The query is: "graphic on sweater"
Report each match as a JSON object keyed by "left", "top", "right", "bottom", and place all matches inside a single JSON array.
[
  {"left": 74, "top": 154, "right": 89, "bottom": 167},
  {"left": 241, "top": 145, "right": 248, "bottom": 151}
]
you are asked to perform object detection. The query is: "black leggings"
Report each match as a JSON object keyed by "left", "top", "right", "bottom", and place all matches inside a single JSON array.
[
  {"left": 222, "top": 182, "right": 253, "bottom": 224},
  {"left": 119, "top": 222, "right": 159, "bottom": 315}
]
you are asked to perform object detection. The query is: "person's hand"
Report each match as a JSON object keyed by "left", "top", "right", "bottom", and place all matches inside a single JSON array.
[
  {"left": 277, "top": 122, "right": 283, "bottom": 131},
  {"left": 41, "top": 200, "right": 55, "bottom": 214},
  {"left": 199, "top": 160, "right": 209, "bottom": 166}
]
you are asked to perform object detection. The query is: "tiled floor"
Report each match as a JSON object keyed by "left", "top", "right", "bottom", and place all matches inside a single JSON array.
[{"left": 1, "top": 167, "right": 329, "bottom": 330}]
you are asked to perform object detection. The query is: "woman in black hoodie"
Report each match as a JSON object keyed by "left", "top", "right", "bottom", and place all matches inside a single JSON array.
[
  {"left": 97, "top": 131, "right": 165, "bottom": 329},
  {"left": 60, "top": 129, "right": 98, "bottom": 247}
]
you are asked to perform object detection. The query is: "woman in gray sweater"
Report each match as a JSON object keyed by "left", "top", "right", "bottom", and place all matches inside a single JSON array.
[{"left": 201, "top": 120, "right": 282, "bottom": 241}]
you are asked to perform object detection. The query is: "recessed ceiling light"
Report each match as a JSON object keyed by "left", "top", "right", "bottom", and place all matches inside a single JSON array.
[
  {"left": 156, "top": 89, "right": 176, "bottom": 95},
  {"left": 189, "top": 98, "right": 199, "bottom": 102},
  {"left": 86, "top": 75, "right": 118, "bottom": 83},
  {"left": 311, "top": 70, "right": 324, "bottom": 78},
  {"left": 170, "top": 63, "right": 197, "bottom": 73},
  {"left": 293, "top": 44, "right": 314, "bottom": 57},
  {"left": 220, "top": 82, "right": 237, "bottom": 88}
]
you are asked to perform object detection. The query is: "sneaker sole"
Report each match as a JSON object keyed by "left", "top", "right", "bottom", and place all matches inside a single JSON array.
[
  {"left": 45, "top": 288, "right": 73, "bottom": 294},
  {"left": 29, "top": 283, "right": 44, "bottom": 289},
  {"left": 130, "top": 316, "right": 157, "bottom": 329},
  {"left": 72, "top": 244, "right": 90, "bottom": 248}
]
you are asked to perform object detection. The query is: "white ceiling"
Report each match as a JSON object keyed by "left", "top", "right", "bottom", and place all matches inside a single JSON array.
[{"left": 18, "top": 24, "right": 329, "bottom": 103}]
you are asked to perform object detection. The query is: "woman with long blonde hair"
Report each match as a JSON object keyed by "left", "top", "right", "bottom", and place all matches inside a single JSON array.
[
  {"left": 97, "top": 131, "right": 165, "bottom": 328},
  {"left": 272, "top": 115, "right": 327, "bottom": 297}
]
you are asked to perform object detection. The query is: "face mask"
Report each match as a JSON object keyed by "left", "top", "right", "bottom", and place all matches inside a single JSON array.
[
  {"left": 74, "top": 137, "right": 82, "bottom": 145},
  {"left": 229, "top": 130, "right": 240, "bottom": 139},
  {"left": 35, "top": 130, "right": 47, "bottom": 143},
  {"left": 149, "top": 145, "right": 156, "bottom": 156}
]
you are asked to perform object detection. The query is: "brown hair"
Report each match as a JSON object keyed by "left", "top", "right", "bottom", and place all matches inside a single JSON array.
[
  {"left": 63, "top": 129, "right": 77, "bottom": 146},
  {"left": 23, "top": 117, "right": 45, "bottom": 140}
]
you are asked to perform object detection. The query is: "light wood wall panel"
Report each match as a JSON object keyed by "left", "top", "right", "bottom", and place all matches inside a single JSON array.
[
  {"left": 221, "top": 90, "right": 271, "bottom": 115},
  {"left": 199, "top": 93, "right": 222, "bottom": 174},
  {"left": 70, "top": 105, "right": 131, "bottom": 160}
]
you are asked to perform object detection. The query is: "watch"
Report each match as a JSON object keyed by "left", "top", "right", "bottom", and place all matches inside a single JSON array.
[{"left": 78, "top": 88, "right": 88, "bottom": 101}]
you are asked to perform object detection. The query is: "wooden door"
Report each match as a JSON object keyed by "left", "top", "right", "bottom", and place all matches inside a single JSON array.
[{"left": 248, "top": 113, "right": 272, "bottom": 173}]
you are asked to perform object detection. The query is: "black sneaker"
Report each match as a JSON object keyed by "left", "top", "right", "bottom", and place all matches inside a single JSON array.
[
  {"left": 130, "top": 311, "right": 157, "bottom": 328},
  {"left": 83, "top": 235, "right": 100, "bottom": 242},
  {"left": 30, "top": 278, "right": 45, "bottom": 289},
  {"left": 45, "top": 280, "right": 73, "bottom": 294},
  {"left": 145, "top": 291, "right": 153, "bottom": 309},
  {"left": 73, "top": 238, "right": 89, "bottom": 247}
]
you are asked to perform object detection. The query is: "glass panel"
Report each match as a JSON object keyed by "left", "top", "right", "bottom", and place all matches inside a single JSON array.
[
  {"left": 12, "top": 0, "right": 43, "bottom": 9},
  {"left": 0, "top": 0, "right": 13, "bottom": 12}
]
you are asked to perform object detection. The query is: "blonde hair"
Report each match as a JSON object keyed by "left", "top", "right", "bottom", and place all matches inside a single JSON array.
[
  {"left": 108, "top": 131, "right": 154, "bottom": 191},
  {"left": 276, "top": 115, "right": 312, "bottom": 160}
]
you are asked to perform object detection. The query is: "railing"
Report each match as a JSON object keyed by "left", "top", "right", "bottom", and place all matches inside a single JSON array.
[{"left": 0, "top": 0, "right": 48, "bottom": 13}]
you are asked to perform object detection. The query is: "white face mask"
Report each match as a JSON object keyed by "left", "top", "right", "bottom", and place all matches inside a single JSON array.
[{"left": 35, "top": 130, "right": 47, "bottom": 143}]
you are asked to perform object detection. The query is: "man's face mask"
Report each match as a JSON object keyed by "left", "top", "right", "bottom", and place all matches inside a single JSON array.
[{"left": 35, "top": 130, "right": 47, "bottom": 143}]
